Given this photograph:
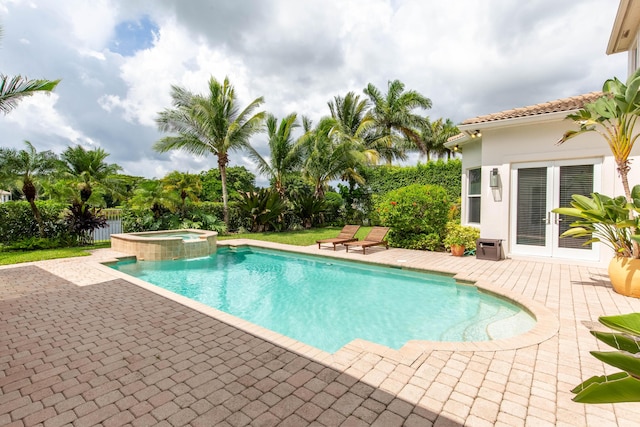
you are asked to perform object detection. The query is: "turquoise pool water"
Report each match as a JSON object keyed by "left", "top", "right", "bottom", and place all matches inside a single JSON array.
[{"left": 111, "top": 246, "right": 535, "bottom": 353}]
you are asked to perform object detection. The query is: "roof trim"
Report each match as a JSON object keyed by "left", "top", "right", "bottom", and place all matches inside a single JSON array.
[
  {"left": 607, "top": 0, "right": 640, "bottom": 55},
  {"left": 458, "top": 92, "right": 602, "bottom": 126}
]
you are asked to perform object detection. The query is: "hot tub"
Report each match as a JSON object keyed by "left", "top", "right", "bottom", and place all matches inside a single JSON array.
[{"left": 110, "top": 229, "right": 217, "bottom": 260}]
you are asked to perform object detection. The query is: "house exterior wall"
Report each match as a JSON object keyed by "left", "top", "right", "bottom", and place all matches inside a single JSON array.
[
  {"left": 459, "top": 117, "right": 640, "bottom": 265},
  {"left": 629, "top": 27, "right": 640, "bottom": 75}
]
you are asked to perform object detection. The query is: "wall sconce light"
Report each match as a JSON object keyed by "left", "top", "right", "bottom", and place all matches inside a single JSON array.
[
  {"left": 453, "top": 144, "right": 459, "bottom": 152},
  {"left": 489, "top": 168, "right": 500, "bottom": 188},
  {"left": 470, "top": 129, "right": 482, "bottom": 138}
]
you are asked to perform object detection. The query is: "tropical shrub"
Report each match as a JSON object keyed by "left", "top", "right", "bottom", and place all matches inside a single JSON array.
[
  {"left": 323, "top": 191, "right": 344, "bottom": 224},
  {"left": 290, "top": 192, "right": 328, "bottom": 229},
  {"left": 121, "top": 204, "right": 227, "bottom": 233},
  {"left": 572, "top": 313, "right": 640, "bottom": 403},
  {"left": 64, "top": 202, "right": 108, "bottom": 246},
  {"left": 375, "top": 184, "right": 450, "bottom": 250},
  {"left": 238, "top": 189, "right": 287, "bottom": 232},
  {"left": 0, "top": 200, "right": 69, "bottom": 244}
]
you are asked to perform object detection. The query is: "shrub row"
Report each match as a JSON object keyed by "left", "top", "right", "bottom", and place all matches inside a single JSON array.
[{"left": 0, "top": 201, "right": 69, "bottom": 244}]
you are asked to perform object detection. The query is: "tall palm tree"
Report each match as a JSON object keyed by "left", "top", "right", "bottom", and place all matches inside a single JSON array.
[
  {"left": 0, "top": 25, "right": 60, "bottom": 114},
  {"left": 328, "top": 91, "right": 379, "bottom": 164},
  {"left": 0, "top": 141, "right": 59, "bottom": 236},
  {"left": 59, "top": 145, "right": 123, "bottom": 206},
  {"left": 417, "top": 117, "right": 460, "bottom": 161},
  {"left": 297, "top": 117, "right": 367, "bottom": 198},
  {"left": 363, "top": 79, "right": 432, "bottom": 165},
  {"left": 246, "top": 112, "right": 301, "bottom": 197},
  {"left": 155, "top": 76, "right": 265, "bottom": 227}
]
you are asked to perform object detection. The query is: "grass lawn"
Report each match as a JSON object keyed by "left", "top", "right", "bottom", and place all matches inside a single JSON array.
[
  {"left": 0, "top": 242, "right": 111, "bottom": 266},
  {"left": 214, "top": 226, "right": 373, "bottom": 246}
]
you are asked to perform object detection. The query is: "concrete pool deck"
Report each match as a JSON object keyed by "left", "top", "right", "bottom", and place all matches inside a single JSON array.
[{"left": 2, "top": 240, "right": 640, "bottom": 426}]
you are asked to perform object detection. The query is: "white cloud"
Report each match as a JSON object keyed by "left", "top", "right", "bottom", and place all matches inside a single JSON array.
[
  {"left": 4, "top": 94, "right": 98, "bottom": 150},
  {"left": 0, "top": 0, "right": 628, "bottom": 181}
]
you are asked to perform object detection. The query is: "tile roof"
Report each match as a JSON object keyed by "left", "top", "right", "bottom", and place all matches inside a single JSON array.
[{"left": 460, "top": 91, "right": 603, "bottom": 125}]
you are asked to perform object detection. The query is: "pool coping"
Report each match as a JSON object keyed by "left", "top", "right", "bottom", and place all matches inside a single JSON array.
[{"left": 94, "top": 239, "right": 559, "bottom": 364}]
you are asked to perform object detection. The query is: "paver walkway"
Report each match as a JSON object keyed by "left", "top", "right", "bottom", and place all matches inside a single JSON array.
[{"left": 2, "top": 241, "right": 640, "bottom": 426}]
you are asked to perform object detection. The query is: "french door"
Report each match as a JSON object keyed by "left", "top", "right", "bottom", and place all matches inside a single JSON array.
[{"left": 510, "top": 160, "right": 601, "bottom": 260}]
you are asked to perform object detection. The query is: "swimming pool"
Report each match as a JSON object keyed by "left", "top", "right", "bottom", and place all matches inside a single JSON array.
[{"left": 110, "top": 246, "right": 535, "bottom": 353}]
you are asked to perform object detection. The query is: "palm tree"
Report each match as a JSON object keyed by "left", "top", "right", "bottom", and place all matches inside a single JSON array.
[
  {"left": 297, "top": 117, "right": 368, "bottom": 198},
  {"left": 328, "top": 91, "right": 379, "bottom": 164},
  {"left": 162, "top": 171, "right": 202, "bottom": 216},
  {"left": 155, "top": 76, "right": 265, "bottom": 227},
  {"left": 59, "top": 145, "right": 123, "bottom": 206},
  {"left": 0, "top": 76, "right": 60, "bottom": 114},
  {"left": 363, "top": 79, "right": 432, "bottom": 165},
  {"left": 0, "top": 25, "right": 60, "bottom": 114},
  {"left": 246, "top": 113, "right": 301, "bottom": 197},
  {"left": 0, "top": 141, "right": 59, "bottom": 236},
  {"left": 417, "top": 117, "right": 460, "bottom": 161}
]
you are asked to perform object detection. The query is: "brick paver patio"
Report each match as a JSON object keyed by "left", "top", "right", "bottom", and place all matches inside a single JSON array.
[{"left": 2, "top": 240, "right": 640, "bottom": 426}]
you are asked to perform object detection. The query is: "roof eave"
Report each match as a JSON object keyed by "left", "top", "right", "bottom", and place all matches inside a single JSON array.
[
  {"left": 444, "top": 110, "right": 577, "bottom": 149},
  {"left": 607, "top": 0, "right": 639, "bottom": 55}
]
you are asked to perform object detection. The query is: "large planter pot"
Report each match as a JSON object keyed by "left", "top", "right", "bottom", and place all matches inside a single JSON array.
[
  {"left": 608, "top": 257, "right": 640, "bottom": 298},
  {"left": 450, "top": 244, "right": 465, "bottom": 257}
]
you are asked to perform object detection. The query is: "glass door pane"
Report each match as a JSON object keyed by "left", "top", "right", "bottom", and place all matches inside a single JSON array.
[
  {"left": 516, "top": 168, "right": 547, "bottom": 246},
  {"left": 557, "top": 165, "right": 593, "bottom": 249}
]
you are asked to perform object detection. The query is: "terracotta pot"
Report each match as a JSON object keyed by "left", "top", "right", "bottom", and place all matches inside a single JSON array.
[
  {"left": 450, "top": 244, "right": 465, "bottom": 257},
  {"left": 608, "top": 257, "right": 640, "bottom": 298}
]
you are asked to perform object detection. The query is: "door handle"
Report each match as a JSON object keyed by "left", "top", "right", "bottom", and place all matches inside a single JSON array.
[{"left": 543, "top": 212, "right": 550, "bottom": 224}]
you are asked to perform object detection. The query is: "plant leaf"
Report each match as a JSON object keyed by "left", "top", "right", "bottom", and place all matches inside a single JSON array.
[
  {"left": 591, "top": 351, "right": 640, "bottom": 378},
  {"left": 572, "top": 373, "right": 640, "bottom": 403},
  {"left": 591, "top": 331, "right": 640, "bottom": 353},
  {"left": 600, "top": 313, "right": 640, "bottom": 336}
]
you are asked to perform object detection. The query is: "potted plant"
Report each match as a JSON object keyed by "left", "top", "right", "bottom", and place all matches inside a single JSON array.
[
  {"left": 556, "top": 68, "right": 640, "bottom": 296},
  {"left": 443, "top": 222, "right": 480, "bottom": 257},
  {"left": 553, "top": 188, "right": 640, "bottom": 296}
]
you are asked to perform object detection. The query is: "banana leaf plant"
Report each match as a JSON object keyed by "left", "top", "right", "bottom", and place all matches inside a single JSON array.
[
  {"left": 552, "top": 184, "right": 640, "bottom": 258},
  {"left": 572, "top": 313, "right": 640, "bottom": 403}
]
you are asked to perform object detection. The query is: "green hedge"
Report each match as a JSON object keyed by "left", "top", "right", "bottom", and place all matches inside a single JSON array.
[
  {"left": 0, "top": 201, "right": 69, "bottom": 244},
  {"left": 362, "top": 159, "right": 461, "bottom": 200}
]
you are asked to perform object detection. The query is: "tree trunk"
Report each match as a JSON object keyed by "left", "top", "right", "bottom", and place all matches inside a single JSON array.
[
  {"left": 28, "top": 200, "right": 45, "bottom": 238},
  {"left": 619, "top": 163, "right": 640, "bottom": 258},
  {"left": 218, "top": 153, "right": 230, "bottom": 228},
  {"left": 22, "top": 179, "right": 45, "bottom": 237}
]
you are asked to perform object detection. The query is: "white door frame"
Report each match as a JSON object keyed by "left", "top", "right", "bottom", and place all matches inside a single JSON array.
[{"left": 510, "top": 159, "right": 601, "bottom": 260}]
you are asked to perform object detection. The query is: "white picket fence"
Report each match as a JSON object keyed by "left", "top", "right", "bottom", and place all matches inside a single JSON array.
[{"left": 92, "top": 208, "right": 122, "bottom": 242}]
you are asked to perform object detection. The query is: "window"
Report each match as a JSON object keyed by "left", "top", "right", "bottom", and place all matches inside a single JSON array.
[{"left": 467, "top": 168, "right": 481, "bottom": 223}]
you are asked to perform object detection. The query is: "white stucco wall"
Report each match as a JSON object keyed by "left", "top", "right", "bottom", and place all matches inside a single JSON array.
[{"left": 459, "top": 115, "right": 640, "bottom": 264}]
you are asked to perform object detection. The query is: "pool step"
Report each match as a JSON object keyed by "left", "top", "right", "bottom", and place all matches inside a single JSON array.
[
  {"left": 439, "top": 302, "right": 498, "bottom": 341},
  {"left": 486, "top": 310, "right": 536, "bottom": 340}
]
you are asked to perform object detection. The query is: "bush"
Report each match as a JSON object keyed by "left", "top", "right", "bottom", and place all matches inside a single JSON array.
[
  {"left": 0, "top": 201, "right": 70, "bottom": 244},
  {"left": 375, "top": 184, "right": 450, "bottom": 250},
  {"left": 238, "top": 189, "right": 287, "bottom": 232}
]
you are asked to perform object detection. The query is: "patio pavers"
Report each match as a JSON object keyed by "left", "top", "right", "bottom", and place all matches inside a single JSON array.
[{"left": 2, "top": 242, "right": 640, "bottom": 426}]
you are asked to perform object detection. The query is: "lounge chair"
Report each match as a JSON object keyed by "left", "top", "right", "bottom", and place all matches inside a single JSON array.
[
  {"left": 344, "top": 227, "right": 390, "bottom": 254},
  {"left": 316, "top": 225, "right": 360, "bottom": 250}
]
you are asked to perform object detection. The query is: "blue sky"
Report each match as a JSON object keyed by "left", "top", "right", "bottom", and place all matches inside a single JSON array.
[
  {"left": 109, "top": 15, "right": 158, "bottom": 57},
  {"left": 0, "top": 0, "right": 627, "bottom": 184}
]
